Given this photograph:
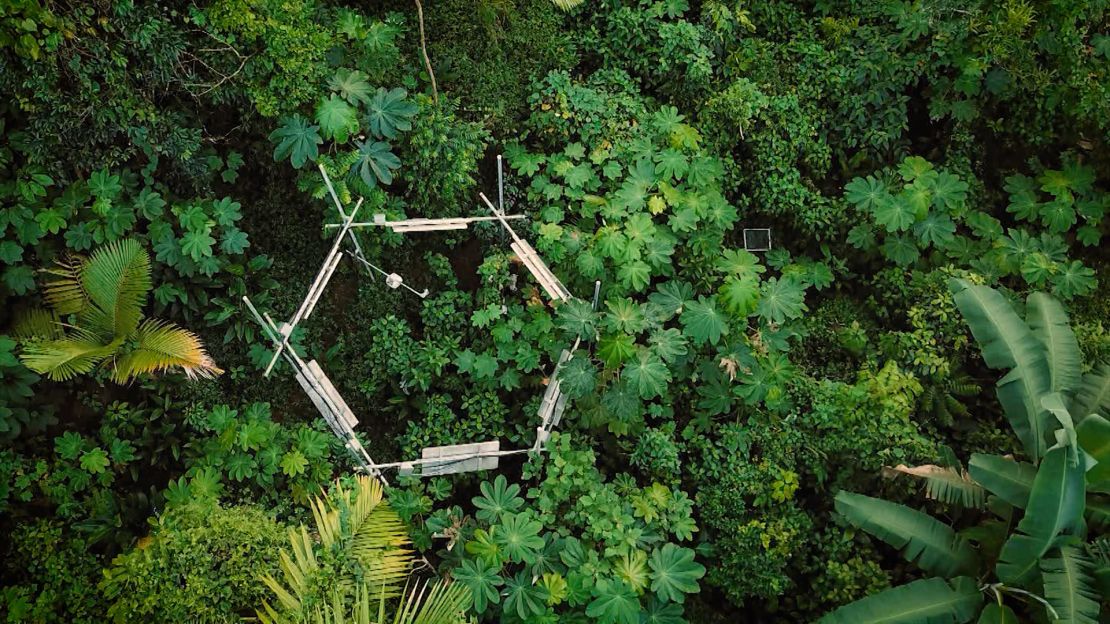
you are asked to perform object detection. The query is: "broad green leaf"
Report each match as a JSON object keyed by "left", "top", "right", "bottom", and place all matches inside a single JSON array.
[
  {"left": 503, "top": 569, "right": 548, "bottom": 619},
  {"left": 494, "top": 512, "right": 545, "bottom": 563},
  {"left": 605, "top": 298, "right": 647, "bottom": 334},
  {"left": 180, "top": 229, "right": 216, "bottom": 261},
  {"left": 968, "top": 454, "right": 1034, "bottom": 509},
  {"left": 315, "top": 95, "right": 359, "bottom": 142},
  {"left": 559, "top": 357, "right": 597, "bottom": 398},
  {"left": 931, "top": 172, "right": 969, "bottom": 210},
  {"left": 950, "top": 279, "right": 1053, "bottom": 460},
  {"left": 556, "top": 299, "right": 598, "bottom": 340},
  {"left": 648, "top": 281, "right": 693, "bottom": 320},
  {"left": 617, "top": 259, "right": 652, "bottom": 292},
  {"left": 648, "top": 328, "right": 688, "bottom": 364},
  {"left": 648, "top": 544, "right": 705, "bottom": 603},
  {"left": 1040, "top": 546, "right": 1100, "bottom": 624},
  {"left": 614, "top": 550, "right": 650, "bottom": 592},
  {"left": 976, "top": 603, "right": 1019, "bottom": 623},
  {"left": 366, "top": 87, "right": 417, "bottom": 139},
  {"left": 756, "top": 277, "right": 807, "bottom": 325},
  {"left": 996, "top": 445, "right": 1086, "bottom": 584},
  {"left": 834, "top": 491, "right": 978, "bottom": 578},
  {"left": 328, "top": 68, "right": 372, "bottom": 105},
  {"left": 819, "top": 577, "right": 982, "bottom": 624},
  {"left": 874, "top": 196, "right": 917, "bottom": 232},
  {"left": 680, "top": 296, "right": 728, "bottom": 346},
  {"left": 280, "top": 449, "right": 308, "bottom": 476},
  {"left": 80, "top": 447, "right": 110, "bottom": 474},
  {"left": 915, "top": 213, "right": 957, "bottom": 247},
  {"left": 598, "top": 333, "right": 637, "bottom": 368},
  {"left": 352, "top": 140, "right": 400, "bottom": 188},
  {"left": 844, "top": 175, "right": 889, "bottom": 211},
  {"left": 1052, "top": 261, "right": 1097, "bottom": 300},
  {"left": 1077, "top": 414, "right": 1110, "bottom": 489},
  {"left": 269, "top": 115, "right": 322, "bottom": 168},
  {"left": 899, "top": 156, "right": 935, "bottom": 182},
  {"left": 1027, "top": 292, "right": 1081, "bottom": 394},
  {"left": 586, "top": 580, "right": 639, "bottom": 624},
  {"left": 623, "top": 349, "right": 671, "bottom": 400},
  {"left": 473, "top": 475, "right": 525, "bottom": 523},
  {"left": 1071, "top": 364, "right": 1110, "bottom": 421},
  {"left": 882, "top": 234, "right": 920, "bottom": 266},
  {"left": 454, "top": 558, "right": 503, "bottom": 613},
  {"left": 718, "top": 275, "right": 759, "bottom": 316}
]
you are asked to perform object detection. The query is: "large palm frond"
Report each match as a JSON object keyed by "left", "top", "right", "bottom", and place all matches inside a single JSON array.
[
  {"left": 112, "top": 319, "right": 222, "bottom": 383},
  {"left": 19, "top": 327, "right": 118, "bottom": 381},
  {"left": 261, "top": 579, "right": 470, "bottom": 624},
  {"left": 10, "top": 308, "right": 64, "bottom": 340},
  {"left": 41, "top": 253, "right": 89, "bottom": 315},
  {"left": 80, "top": 238, "right": 152, "bottom": 337},
  {"left": 260, "top": 476, "right": 415, "bottom": 623}
]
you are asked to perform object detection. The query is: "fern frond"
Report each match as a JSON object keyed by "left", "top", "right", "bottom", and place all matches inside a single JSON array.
[
  {"left": 42, "top": 253, "right": 89, "bottom": 315},
  {"left": 11, "top": 308, "right": 64, "bottom": 340},
  {"left": 885, "top": 464, "right": 986, "bottom": 508},
  {"left": 112, "top": 319, "right": 222, "bottom": 383},
  {"left": 19, "top": 329, "right": 116, "bottom": 381},
  {"left": 81, "top": 238, "right": 152, "bottom": 337}
]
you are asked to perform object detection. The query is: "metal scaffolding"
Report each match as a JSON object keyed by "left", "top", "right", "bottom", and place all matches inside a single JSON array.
[{"left": 242, "top": 157, "right": 598, "bottom": 483}]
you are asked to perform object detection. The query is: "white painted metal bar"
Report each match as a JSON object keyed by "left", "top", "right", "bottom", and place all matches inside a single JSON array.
[
  {"left": 510, "top": 240, "right": 571, "bottom": 302},
  {"left": 242, "top": 296, "right": 387, "bottom": 484},
  {"left": 479, "top": 192, "right": 524, "bottom": 243},
  {"left": 303, "top": 251, "right": 342, "bottom": 319},
  {"left": 263, "top": 199, "right": 362, "bottom": 377},
  {"left": 324, "top": 214, "right": 525, "bottom": 231},
  {"left": 307, "top": 360, "right": 358, "bottom": 429},
  {"left": 319, "top": 164, "right": 371, "bottom": 263}
]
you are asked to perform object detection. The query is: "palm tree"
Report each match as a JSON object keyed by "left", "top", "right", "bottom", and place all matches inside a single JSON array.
[
  {"left": 17, "top": 238, "right": 221, "bottom": 383},
  {"left": 257, "top": 475, "right": 471, "bottom": 624}
]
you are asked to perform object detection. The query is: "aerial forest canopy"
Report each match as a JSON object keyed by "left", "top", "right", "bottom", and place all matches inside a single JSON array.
[{"left": 2, "top": 1, "right": 1110, "bottom": 623}]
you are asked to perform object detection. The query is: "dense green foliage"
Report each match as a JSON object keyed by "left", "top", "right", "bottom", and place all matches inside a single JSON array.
[{"left": 2, "top": 0, "right": 1110, "bottom": 622}]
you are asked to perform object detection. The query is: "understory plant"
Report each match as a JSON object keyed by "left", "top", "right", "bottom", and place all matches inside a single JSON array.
[
  {"left": 821, "top": 280, "right": 1110, "bottom": 623},
  {"left": 17, "top": 238, "right": 221, "bottom": 383}
]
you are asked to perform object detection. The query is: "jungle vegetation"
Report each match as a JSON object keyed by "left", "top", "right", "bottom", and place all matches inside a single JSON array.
[{"left": 1, "top": 1, "right": 1109, "bottom": 623}]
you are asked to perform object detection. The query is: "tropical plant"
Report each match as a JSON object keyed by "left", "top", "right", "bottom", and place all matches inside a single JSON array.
[
  {"left": 257, "top": 475, "right": 469, "bottom": 624},
  {"left": 820, "top": 282, "right": 1109, "bottom": 623},
  {"left": 17, "top": 239, "right": 221, "bottom": 383}
]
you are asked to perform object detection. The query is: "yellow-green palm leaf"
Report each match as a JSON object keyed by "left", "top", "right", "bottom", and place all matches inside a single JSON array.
[
  {"left": 42, "top": 253, "right": 90, "bottom": 315},
  {"left": 80, "top": 238, "right": 152, "bottom": 337},
  {"left": 112, "top": 319, "right": 222, "bottom": 383},
  {"left": 19, "top": 328, "right": 118, "bottom": 381},
  {"left": 11, "top": 308, "right": 64, "bottom": 340},
  {"left": 259, "top": 476, "right": 415, "bottom": 623}
]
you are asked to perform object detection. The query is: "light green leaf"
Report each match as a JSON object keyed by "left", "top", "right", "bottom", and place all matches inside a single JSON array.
[{"left": 315, "top": 95, "right": 359, "bottom": 142}]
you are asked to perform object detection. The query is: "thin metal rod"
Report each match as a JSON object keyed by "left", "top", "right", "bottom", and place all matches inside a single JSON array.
[
  {"left": 264, "top": 198, "right": 363, "bottom": 376},
  {"left": 479, "top": 192, "right": 523, "bottom": 243},
  {"left": 304, "top": 251, "right": 342, "bottom": 319},
  {"left": 319, "top": 164, "right": 372, "bottom": 265},
  {"left": 346, "top": 252, "right": 430, "bottom": 298}
]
